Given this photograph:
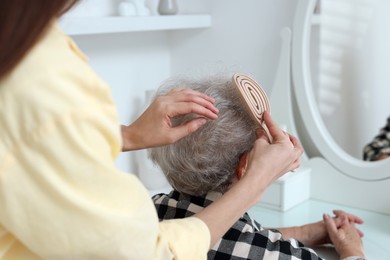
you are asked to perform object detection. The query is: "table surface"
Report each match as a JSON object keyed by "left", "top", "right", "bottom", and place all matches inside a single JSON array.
[{"left": 248, "top": 199, "right": 390, "bottom": 260}]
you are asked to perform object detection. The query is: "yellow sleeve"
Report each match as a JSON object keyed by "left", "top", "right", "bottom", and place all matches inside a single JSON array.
[
  {"left": 0, "top": 102, "right": 209, "bottom": 259},
  {"left": 158, "top": 218, "right": 210, "bottom": 260},
  {"left": 0, "top": 22, "right": 210, "bottom": 259}
]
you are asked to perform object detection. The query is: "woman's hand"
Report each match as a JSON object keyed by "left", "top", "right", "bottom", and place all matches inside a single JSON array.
[
  {"left": 323, "top": 212, "right": 365, "bottom": 259},
  {"left": 121, "top": 88, "right": 219, "bottom": 151},
  {"left": 242, "top": 111, "right": 304, "bottom": 199},
  {"left": 195, "top": 111, "right": 303, "bottom": 248}
]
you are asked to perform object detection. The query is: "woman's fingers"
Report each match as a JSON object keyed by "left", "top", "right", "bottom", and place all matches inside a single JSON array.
[
  {"left": 127, "top": 88, "right": 220, "bottom": 149},
  {"left": 356, "top": 228, "right": 364, "bottom": 238},
  {"left": 166, "top": 88, "right": 219, "bottom": 115},
  {"left": 161, "top": 90, "right": 219, "bottom": 121},
  {"left": 167, "top": 101, "right": 219, "bottom": 120},
  {"left": 262, "top": 112, "right": 278, "bottom": 136},
  {"left": 262, "top": 111, "right": 286, "bottom": 142},
  {"left": 288, "top": 133, "right": 300, "bottom": 148},
  {"left": 262, "top": 112, "right": 303, "bottom": 157},
  {"left": 169, "top": 117, "right": 208, "bottom": 142},
  {"left": 288, "top": 133, "right": 304, "bottom": 159}
]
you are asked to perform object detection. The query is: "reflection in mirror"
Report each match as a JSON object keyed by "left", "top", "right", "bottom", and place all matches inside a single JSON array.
[
  {"left": 362, "top": 115, "right": 390, "bottom": 161},
  {"left": 314, "top": 0, "right": 390, "bottom": 160},
  {"left": 293, "top": 0, "right": 390, "bottom": 180}
]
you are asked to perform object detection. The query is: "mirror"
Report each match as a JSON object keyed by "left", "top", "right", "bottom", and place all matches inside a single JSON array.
[
  {"left": 292, "top": 0, "right": 390, "bottom": 180},
  {"left": 314, "top": 0, "right": 390, "bottom": 160}
]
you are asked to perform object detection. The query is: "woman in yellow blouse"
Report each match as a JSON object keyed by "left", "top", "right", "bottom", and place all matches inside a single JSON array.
[{"left": 0, "top": 1, "right": 304, "bottom": 259}]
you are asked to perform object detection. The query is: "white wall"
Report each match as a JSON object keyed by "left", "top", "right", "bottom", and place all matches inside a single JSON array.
[{"left": 170, "top": 0, "right": 298, "bottom": 95}]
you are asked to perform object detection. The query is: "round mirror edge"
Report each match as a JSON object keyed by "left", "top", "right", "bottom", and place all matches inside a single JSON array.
[{"left": 292, "top": 0, "right": 390, "bottom": 181}]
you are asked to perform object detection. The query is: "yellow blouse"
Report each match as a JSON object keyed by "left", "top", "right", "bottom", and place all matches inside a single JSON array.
[{"left": 0, "top": 21, "right": 209, "bottom": 259}]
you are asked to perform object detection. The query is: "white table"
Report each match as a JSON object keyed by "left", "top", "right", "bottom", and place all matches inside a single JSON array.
[{"left": 248, "top": 199, "right": 390, "bottom": 259}]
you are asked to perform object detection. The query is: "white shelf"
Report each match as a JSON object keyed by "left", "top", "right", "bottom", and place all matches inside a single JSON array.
[{"left": 60, "top": 15, "right": 211, "bottom": 35}]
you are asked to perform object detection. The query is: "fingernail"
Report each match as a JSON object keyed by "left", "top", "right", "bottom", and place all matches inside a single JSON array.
[{"left": 199, "top": 118, "right": 207, "bottom": 126}]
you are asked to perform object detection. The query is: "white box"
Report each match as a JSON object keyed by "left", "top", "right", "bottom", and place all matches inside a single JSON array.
[{"left": 257, "top": 166, "right": 311, "bottom": 211}]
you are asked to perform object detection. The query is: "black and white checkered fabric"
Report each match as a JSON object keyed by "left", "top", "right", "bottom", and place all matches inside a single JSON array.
[
  {"left": 153, "top": 190, "right": 324, "bottom": 260},
  {"left": 363, "top": 116, "right": 390, "bottom": 161}
]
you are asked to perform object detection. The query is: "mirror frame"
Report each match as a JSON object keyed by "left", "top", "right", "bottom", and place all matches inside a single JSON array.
[{"left": 292, "top": 0, "right": 390, "bottom": 181}]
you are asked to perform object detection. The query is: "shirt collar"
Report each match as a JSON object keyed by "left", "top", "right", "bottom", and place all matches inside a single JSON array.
[{"left": 169, "top": 190, "right": 223, "bottom": 208}]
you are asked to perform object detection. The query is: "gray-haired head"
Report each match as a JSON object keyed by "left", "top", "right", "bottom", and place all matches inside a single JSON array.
[{"left": 148, "top": 73, "right": 258, "bottom": 196}]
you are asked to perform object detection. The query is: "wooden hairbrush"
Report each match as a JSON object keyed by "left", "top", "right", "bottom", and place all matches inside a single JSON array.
[{"left": 232, "top": 73, "right": 272, "bottom": 142}]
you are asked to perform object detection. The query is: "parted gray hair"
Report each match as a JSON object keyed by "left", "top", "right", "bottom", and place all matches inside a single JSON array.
[{"left": 148, "top": 73, "right": 258, "bottom": 196}]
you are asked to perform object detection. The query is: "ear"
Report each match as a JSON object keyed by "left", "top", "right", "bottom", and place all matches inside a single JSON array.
[{"left": 235, "top": 151, "right": 248, "bottom": 180}]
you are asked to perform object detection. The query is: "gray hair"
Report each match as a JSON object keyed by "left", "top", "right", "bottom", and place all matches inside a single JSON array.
[{"left": 148, "top": 73, "right": 258, "bottom": 196}]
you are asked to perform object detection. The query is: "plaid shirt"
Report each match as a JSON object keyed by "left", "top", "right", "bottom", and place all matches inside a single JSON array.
[
  {"left": 153, "top": 190, "right": 324, "bottom": 260},
  {"left": 363, "top": 116, "right": 390, "bottom": 161}
]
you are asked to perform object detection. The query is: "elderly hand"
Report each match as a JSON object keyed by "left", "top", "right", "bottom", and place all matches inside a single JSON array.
[
  {"left": 323, "top": 212, "right": 365, "bottom": 259},
  {"left": 242, "top": 111, "right": 303, "bottom": 196},
  {"left": 279, "top": 210, "right": 364, "bottom": 247},
  {"left": 121, "top": 88, "right": 219, "bottom": 151}
]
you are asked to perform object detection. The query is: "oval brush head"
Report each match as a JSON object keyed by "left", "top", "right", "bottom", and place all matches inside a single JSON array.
[{"left": 232, "top": 73, "right": 271, "bottom": 126}]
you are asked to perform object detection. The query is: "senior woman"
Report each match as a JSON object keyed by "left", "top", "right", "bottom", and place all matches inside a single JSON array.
[{"left": 150, "top": 73, "right": 367, "bottom": 260}]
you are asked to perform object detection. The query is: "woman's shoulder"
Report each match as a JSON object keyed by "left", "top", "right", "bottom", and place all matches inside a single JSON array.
[
  {"left": 2, "top": 22, "right": 113, "bottom": 113},
  {"left": 0, "top": 22, "right": 117, "bottom": 151}
]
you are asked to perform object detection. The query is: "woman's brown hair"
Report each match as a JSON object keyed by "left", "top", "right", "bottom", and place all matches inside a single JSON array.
[{"left": 0, "top": 0, "right": 80, "bottom": 80}]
